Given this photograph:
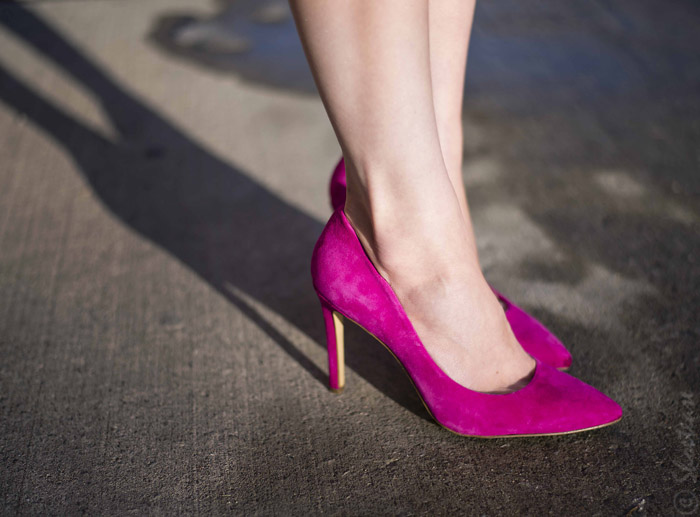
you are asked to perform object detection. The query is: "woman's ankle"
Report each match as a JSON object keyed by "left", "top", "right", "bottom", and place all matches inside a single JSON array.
[
  {"left": 345, "top": 153, "right": 464, "bottom": 216},
  {"left": 436, "top": 122, "right": 481, "bottom": 263},
  {"left": 342, "top": 161, "right": 480, "bottom": 288}
]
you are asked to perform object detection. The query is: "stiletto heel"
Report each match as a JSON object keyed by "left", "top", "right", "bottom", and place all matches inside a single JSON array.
[
  {"left": 320, "top": 298, "right": 345, "bottom": 393},
  {"left": 311, "top": 209, "right": 622, "bottom": 437},
  {"left": 328, "top": 157, "right": 573, "bottom": 370}
]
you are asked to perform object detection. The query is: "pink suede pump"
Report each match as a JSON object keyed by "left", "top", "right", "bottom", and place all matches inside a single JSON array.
[
  {"left": 311, "top": 209, "right": 622, "bottom": 437},
  {"left": 329, "top": 158, "right": 572, "bottom": 370}
]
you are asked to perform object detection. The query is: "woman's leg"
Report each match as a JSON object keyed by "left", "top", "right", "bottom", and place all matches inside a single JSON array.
[
  {"left": 429, "top": 0, "right": 479, "bottom": 261},
  {"left": 290, "top": 0, "right": 533, "bottom": 393}
]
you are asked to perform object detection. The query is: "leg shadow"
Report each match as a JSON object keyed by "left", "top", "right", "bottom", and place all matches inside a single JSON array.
[{"left": 0, "top": 4, "right": 428, "bottom": 420}]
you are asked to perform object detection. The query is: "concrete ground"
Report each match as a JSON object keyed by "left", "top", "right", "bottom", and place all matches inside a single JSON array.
[{"left": 0, "top": 0, "right": 698, "bottom": 514}]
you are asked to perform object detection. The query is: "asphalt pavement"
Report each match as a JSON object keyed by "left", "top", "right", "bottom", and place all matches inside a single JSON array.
[{"left": 0, "top": 0, "right": 698, "bottom": 514}]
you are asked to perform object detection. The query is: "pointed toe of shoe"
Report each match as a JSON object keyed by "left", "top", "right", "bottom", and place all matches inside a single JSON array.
[
  {"left": 431, "top": 362, "right": 622, "bottom": 437},
  {"left": 526, "top": 363, "right": 622, "bottom": 435},
  {"left": 531, "top": 330, "right": 572, "bottom": 371},
  {"left": 579, "top": 386, "right": 623, "bottom": 429},
  {"left": 494, "top": 289, "right": 573, "bottom": 370}
]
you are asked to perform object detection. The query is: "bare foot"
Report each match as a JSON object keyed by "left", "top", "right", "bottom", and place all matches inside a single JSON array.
[{"left": 345, "top": 171, "right": 534, "bottom": 394}]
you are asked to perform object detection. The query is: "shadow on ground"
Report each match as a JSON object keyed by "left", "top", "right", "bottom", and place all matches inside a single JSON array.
[
  {"left": 0, "top": 5, "right": 428, "bottom": 420},
  {"left": 150, "top": 0, "right": 316, "bottom": 94}
]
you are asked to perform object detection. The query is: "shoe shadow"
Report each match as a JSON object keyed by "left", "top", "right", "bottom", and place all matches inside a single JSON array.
[{"left": 0, "top": 5, "right": 428, "bottom": 422}]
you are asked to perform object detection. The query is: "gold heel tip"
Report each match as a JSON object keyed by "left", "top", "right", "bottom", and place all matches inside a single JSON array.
[{"left": 329, "top": 386, "right": 344, "bottom": 394}]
